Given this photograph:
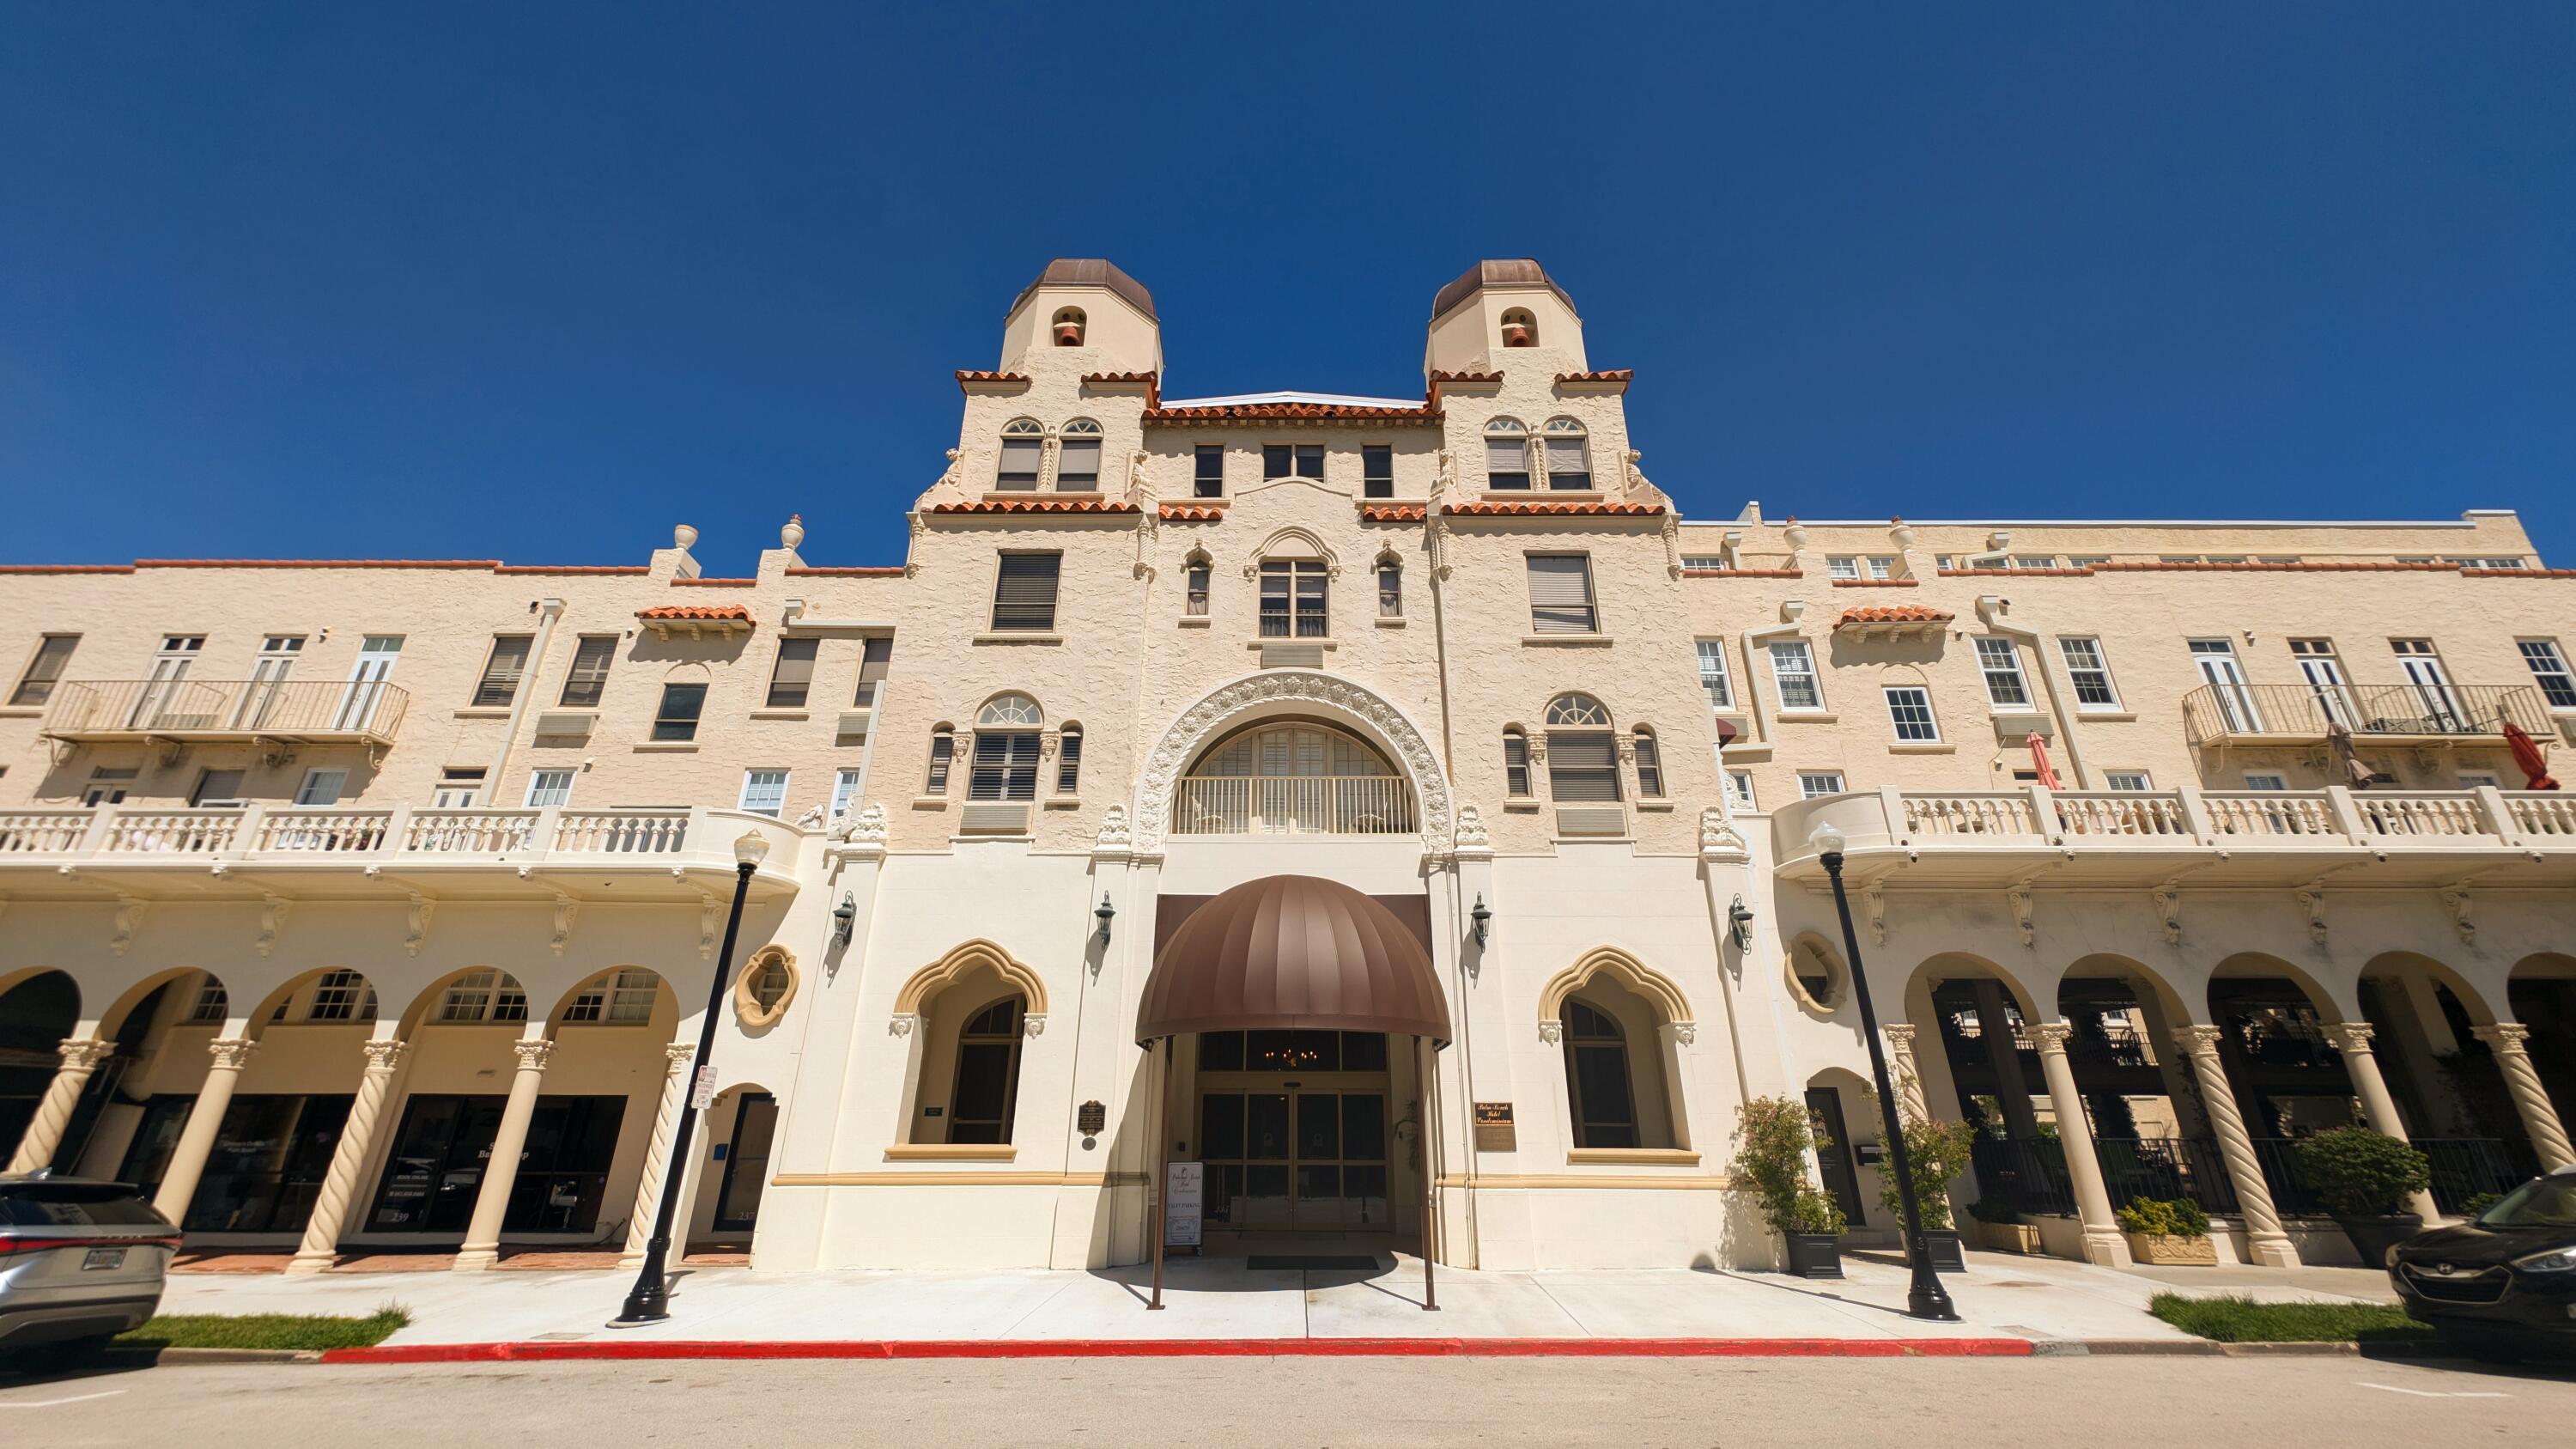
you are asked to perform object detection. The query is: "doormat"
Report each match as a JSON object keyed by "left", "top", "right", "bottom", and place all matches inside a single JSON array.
[{"left": 1245, "top": 1255, "right": 1383, "bottom": 1271}]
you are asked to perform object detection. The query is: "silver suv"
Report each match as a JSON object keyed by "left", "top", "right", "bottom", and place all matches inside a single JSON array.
[{"left": 0, "top": 1174, "right": 180, "bottom": 1354}]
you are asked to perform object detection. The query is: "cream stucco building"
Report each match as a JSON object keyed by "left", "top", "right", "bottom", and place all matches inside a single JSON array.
[{"left": 3, "top": 258, "right": 2573, "bottom": 1281}]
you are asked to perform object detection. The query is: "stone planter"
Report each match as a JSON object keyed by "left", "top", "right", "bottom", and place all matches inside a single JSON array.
[
  {"left": 2123, "top": 1231, "right": 2218, "bottom": 1266},
  {"left": 1977, "top": 1220, "right": 2043, "bottom": 1255},
  {"left": 2333, "top": 1213, "right": 2424, "bottom": 1268},
  {"left": 1784, "top": 1232, "right": 1844, "bottom": 1279},
  {"left": 1917, "top": 1228, "right": 1967, "bottom": 1272}
]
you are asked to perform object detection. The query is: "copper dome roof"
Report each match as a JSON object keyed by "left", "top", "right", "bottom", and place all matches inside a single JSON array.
[
  {"left": 1430, "top": 259, "right": 1578, "bottom": 320},
  {"left": 1138, "top": 875, "right": 1450, "bottom": 1045},
  {"left": 1009, "top": 258, "right": 1157, "bottom": 321}
]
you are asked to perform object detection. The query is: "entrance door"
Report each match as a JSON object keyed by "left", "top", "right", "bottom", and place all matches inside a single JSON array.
[
  {"left": 714, "top": 1093, "right": 778, "bottom": 1232},
  {"left": 131, "top": 636, "right": 204, "bottom": 728},
  {"left": 1198, "top": 1088, "right": 1389, "bottom": 1231},
  {"left": 2391, "top": 639, "right": 2463, "bottom": 732},
  {"left": 334, "top": 635, "right": 404, "bottom": 732},
  {"left": 1805, "top": 1087, "right": 1867, "bottom": 1227},
  {"left": 232, "top": 635, "right": 303, "bottom": 729},
  {"left": 2190, "top": 639, "right": 2263, "bottom": 733},
  {"left": 2288, "top": 639, "right": 2356, "bottom": 730}
]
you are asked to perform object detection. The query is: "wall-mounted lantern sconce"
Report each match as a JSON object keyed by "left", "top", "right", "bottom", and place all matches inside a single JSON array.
[
  {"left": 1470, "top": 894, "right": 1492, "bottom": 947},
  {"left": 1728, "top": 895, "right": 1755, "bottom": 952},
  {"left": 1094, "top": 892, "right": 1116, "bottom": 944},
  {"left": 831, "top": 892, "right": 857, "bottom": 949}
]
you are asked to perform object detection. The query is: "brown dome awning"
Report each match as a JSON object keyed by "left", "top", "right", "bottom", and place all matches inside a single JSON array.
[{"left": 1138, "top": 875, "right": 1450, "bottom": 1046}]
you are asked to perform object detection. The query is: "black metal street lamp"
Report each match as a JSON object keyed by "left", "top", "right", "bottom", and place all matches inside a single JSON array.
[
  {"left": 614, "top": 829, "right": 770, "bottom": 1326},
  {"left": 1811, "top": 821, "right": 1959, "bottom": 1323}
]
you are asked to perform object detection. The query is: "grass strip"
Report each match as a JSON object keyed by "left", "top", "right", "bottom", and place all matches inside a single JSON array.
[
  {"left": 2148, "top": 1292, "right": 2431, "bottom": 1344},
  {"left": 115, "top": 1306, "right": 411, "bottom": 1351}
]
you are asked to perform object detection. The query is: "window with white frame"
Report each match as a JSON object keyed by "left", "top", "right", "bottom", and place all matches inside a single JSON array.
[
  {"left": 9, "top": 634, "right": 79, "bottom": 707},
  {"left": 2013, "top": 554, "right": 2058, "bottom": 570},
  {"left": 1056, "top": 418, "right": 1103, "bottom": 490},
  {"left": 996, "top": 418, "right": 1043, "bottom": 490},
  {"left": 1544, "top": 694, "right": 1619, "bottom": 803},
  {"left": 524, "top": 770, "right": 574, "bottom": 807},
  {"left": 969, "top": 694, "right": 1042, "bottom": 802},
  {"left": 436, "top": 969, "right": 527, "bottom": 1024},
  {"left": 1727, "top": 770, "right": 1757, "bottom": 812},
  {"left": 2105, "top": 770, "right": 2154, "bottom": 792},
  {"left": 2058, "top": 636, "right": 2121, "bottom": 709},
  {"left": 302, "top": 969, "right": 374, "bottom": 1022},
  {"left": 563, "top": 968, "right": 659, "bottom": 1025},
  {"left": 1680, "top": 554, "right": 1729, "bottom": 571},
  {"left": 295, "top": 769, "right": 348, "bottom": 807},
  {"left": 1826, "top": 556, "right": 1861, "bottom": 580},
  {"left": 187, "top": 978, "right": 229, "bottom": 1024},
  {"left": 472, "top": 635, "right": 533, "bottom": 708},
  {"left": 1883, "top": 685, "right": 1940, "bottom": 742},
  {"left": 1696, "top": 639, "right": 1733, "bottom": 709},
  {"left": 2064, "top": 555, "right": 2109, "bottom": 569},
  {"left": 1975, "top": 637, "right": 2031, "bottom": 708},
  {"left": 2519, "top": 639, "right": 2576, "bottom": 709},
  {"left": 1798, "top": 771, "right": 1846, "bottom": 799},
  {"left": 2243, "top": 772, "right": 2289, "bottom": 790},
  {"left": 1484, "top": 417, "right": 1531, "bottom": 490},
  {"left": 1259, "top": 560, "right": 1329, "bottom": 637},
  {"left": 1768, "top": 640, "right": 1823, "bottom": 711},
  {"left": 2458, "top": 771, "right": 2503, "bottom": 789},
  {"left": 738, "top": 769, "right": 790, "bottom": 816},
  {"left": 830, "top": 767, "right": 862, "bottom": 821},
  {"left": 1540, "top": 417, "right": 1590, "bottom": 490}
]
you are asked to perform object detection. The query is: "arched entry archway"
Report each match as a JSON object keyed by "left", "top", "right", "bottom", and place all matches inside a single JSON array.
[
  {"left": 1131, "top": 670, "right": 1454, "bottom": 852},
  {"left": 1136, "top": 874, "right": 1451, "bottom": 1310}
]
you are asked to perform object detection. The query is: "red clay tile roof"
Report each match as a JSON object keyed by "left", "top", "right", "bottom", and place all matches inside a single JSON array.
[
  {"left": 2465, "top": 567, "right": 2576, "bottom": 578},
  {"left": 0, "top": 563, "right": 139, "bottom": 575},
  {"left": 783, "top": 565, "right": 907, "bottom": 576},
  {"left": 1083, "top": 371, "right": 1158, "bottom": 384},
  {"left": 1829, "top": 576, "right": 1920, "bottom": 588},
  {"left": 955, "top": 370, "right": 1030, "bottom": 387},
  {"left": 1158, "top": 503, "right": 1224, "bottom": 521},
  {"left": 1443, "top": 501, "right": 1666, "bottom": 517},
  {"left": 637, "top": 604, "right": 754, "bottom": 623},
  {"left": 1684, "top": 567, "right": 1802, "bottom": 579},
  {"left": 670, "top": 576, "right": 756, "bottom": 587},
  {"left": 1836, "top": 605, "right": 1954, "bottom": 628},
  {"left": 1144, "top": 401, "right": 1439, "bottom": 423},
  {"left": 494, "top": 565, "right": 649, "bottom": 575},
  {"left": 1360, "top": 505, "right": 1428, "bottom": 522},
  {"left": 926, "top": 498, "right": 1140, "bottom": 514},
  {"left": 1556, "top": 369, "right": 1633, "bottom": 384},
  {"left": 1428, "top": 370, "right": 1503, "bottom": 384},
  {"left": 133, "top": 558, "right": 504, "bottom": 569}
]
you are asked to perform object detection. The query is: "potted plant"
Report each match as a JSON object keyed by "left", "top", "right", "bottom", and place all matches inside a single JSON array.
[
  {"left": 2115, "top": 1196, "right": 2216, "bottom": 1265},
  {"left": 1735, "top": 1095, "right": 1848, "bottom": 1279},
  {"left": 1965, "top": 1196, "right": 2040, "bottom": 1254},
  {"left": 1874, "top": 1116, "right": 1976, "bottom": 1272},
  {"left": 2294, "top": 1126, "right": 2431, "bottom": 1264}
]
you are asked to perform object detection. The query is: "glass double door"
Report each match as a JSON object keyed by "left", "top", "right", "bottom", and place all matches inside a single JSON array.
[{"left": 1198, "top": 1087, "right": 1390, "bottom": 1232}]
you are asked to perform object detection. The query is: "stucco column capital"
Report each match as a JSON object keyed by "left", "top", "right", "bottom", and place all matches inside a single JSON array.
[
  {"left": 512, "top": 1038, "right": 556, "bottom": 1072},
  {"left": 2471, "top": 1022, "right": 2532, "bottom": 1052},
  {"left": 2319, "top": 1021, "right": 2376, "bottom": 1056},
  {"left": 1882, "top": 1022, "right": 1917, "bottom": 1046},
  {"left": 55, "top": 1038, "right": 116, "bottom": 1070},
  {"left": 2170, "top": 1024, "right": 2227, "bottom": 1056},
  {"left": 2023, "top": 1021, "right": 2075, "bottom": 1053},
  {"left": 205, "top": 1037, "right": 258, "bottom": 1071},
  {"left": 663, "top": 1043, "right": 698, "bottom": 1071},
  {"left": 359, "top": 1039, "right": 408, "bottom": 1074}
]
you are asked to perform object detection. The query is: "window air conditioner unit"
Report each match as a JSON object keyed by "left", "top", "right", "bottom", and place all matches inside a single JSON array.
[
  {"left": 532, "top": 710, "right": 596, "bottom": 740},
  {"left": 959, "top": 803, "right": 1031, "bottom": 836},
  {"left": 1555, "top": 806, "right": 1626, "bottom": 837}
]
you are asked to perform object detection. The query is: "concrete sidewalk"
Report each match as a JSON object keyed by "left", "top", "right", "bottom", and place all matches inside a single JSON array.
[{"left": 155, "top": 1249, "right": 2400, "bottom": 1350}]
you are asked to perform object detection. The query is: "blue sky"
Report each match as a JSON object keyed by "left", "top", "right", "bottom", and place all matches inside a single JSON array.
[{"left": 4, "top": 5, "right": 2571, "bottom": 570}]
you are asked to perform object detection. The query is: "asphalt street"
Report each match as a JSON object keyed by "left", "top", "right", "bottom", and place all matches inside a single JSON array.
[{"left": 4, "top": 1354, "right": 2575, "bottom": 1447}]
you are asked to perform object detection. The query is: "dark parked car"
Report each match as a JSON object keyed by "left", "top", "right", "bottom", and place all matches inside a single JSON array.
[
  {"left": 0, "top": 1175, "right": 180, "bottom": 1356},
  {"left": 2388, "top": 1165, "right": 2576, "bottom": 1357}
]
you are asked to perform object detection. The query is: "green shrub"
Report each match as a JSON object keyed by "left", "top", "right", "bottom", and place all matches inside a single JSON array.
[
  {"left": 2458, "top": 1191, "right": 2502, "bottom": 1221},
  {"left": 1874, "top": 1117, "right": 1977, "bottom": 1231},
  {"left": 2293, "top": 1127, "right": 2431, "bottom": 1216},
  {"left": 1965, "top": 1196, "right": 2023, "bottom": 1225},
  {"left": 1734, "top": 1095, "right": 1843, "bottom": 1237},
  {"left": 2115, "top": 1196, "right": 2212, "bottom": 1239}
]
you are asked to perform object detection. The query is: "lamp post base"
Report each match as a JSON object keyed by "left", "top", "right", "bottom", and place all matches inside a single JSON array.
[{"left": 1906, "top": 1251, "right": 1961, "bottom": 1322}]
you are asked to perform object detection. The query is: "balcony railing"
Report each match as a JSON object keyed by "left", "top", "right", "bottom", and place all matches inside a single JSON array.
[
  {"left": 2182, "top": 681, "right": 2549, "bottom": 746},
  {"left": 1170, "top": 776, "right": 1415, "bottom": 837},
  {"left": 40, "top": 679, "right": 411, "bottom": 750},
  {"left": 0, "top": 803, "right": 800, "bottom": 884}
]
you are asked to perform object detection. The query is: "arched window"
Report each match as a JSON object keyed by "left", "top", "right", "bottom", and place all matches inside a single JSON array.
[
  {"left": 1052, "top": 307, "right": 1085, "bottom": 346},
  {"left": 997, "top": 418, "right": 1044, "bottom": 491},
  {"left": 564, "top": 968, "right": 659, "bottom": 1025},
  {"left": 1541, "top": 417, "right": 1591, "bottom": 490},
  {"left": 1484, "top": 417, "right": 1530, "bottom": 490},
  {"left": 1544, "top": 694, "right": 1619, "bottom": 803},
  {"left": 1631, "top": 726, "right": 1665, "bottom": 797},
  {"left": 947, "top": 995, "right": 1025, "bottom": 1143},
  {"left": 972, "top": 694, "right": 1042, "bottom": 802},
  {"left": 1376, "top": 554, "right": 1403, "bottom": 618},
  {"left": 1054, "top": 722, "right": 1083, "bottom": 795},
  {"left": 1183, "top": 551, "right": 1212, "bottom": 618},
  {"left": 1057, "top": 418, "right": 1103, "bottom": 491},
  {"left": 1503, "top": 726, "right": 1532, "bottom": 800},
  {"left": 925, "top": 725, "right": 955, "bottom": 795},
  {"left": 1501, "top": 307, "right": 1539, "bottom": 348},
  {"left": 1562, "top": 998, "right": 1638, "bottom": 1148},
  {"left": 1176, "top": 721, "right": 1410, "bottom": 835}
]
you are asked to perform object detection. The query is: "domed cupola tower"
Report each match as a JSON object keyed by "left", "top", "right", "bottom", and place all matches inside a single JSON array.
[
  {"left": 1423, "top": 259, "right": 1588, "bottom": 378},
  {"left": 1000, "top": 258, "right": 1163, "bottom": 376}
]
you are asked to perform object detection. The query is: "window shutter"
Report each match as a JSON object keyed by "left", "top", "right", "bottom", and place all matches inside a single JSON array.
[
  {"left": 854, "top": 636, "right": 892, "bottom": 705},
  {"left": 1526, "top": 554, "right": 1597, "bottom": 633},
  {"left": 1486, "top": 436, "right": 1529, "bottom": 486},
  {"left": 998, "top": 437, "right": 1042, "bottom": 487},
  {"left": 970, "top": 732, "right": 1041, "bottom": 801},
  {"left": 562, "top": 636, "right": 617, "bottom": 707},
  {"left": 767, "top": 636, "right": 818, "bottom": 706},
  {"left": 991, "top": 553, "right": 1061, "bottom": 630},
  {"left": 1503, "top": 733, "right": 1530, "bottom": 797},
  {"left": 1546, "top": 732, "right": 1621, "bottom": 801},
  {"left": 1544, "top": 436, "right": 1589, "bottom": 487},
  {"left": 1058, "top": 439, "right": 1101, "bottom": 488},
  {"left": 475, "top": 636, "right": 532, "bottom": 706}
]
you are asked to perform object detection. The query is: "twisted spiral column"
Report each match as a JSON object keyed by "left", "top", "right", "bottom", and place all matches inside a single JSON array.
[
  {"left": 2473, "top": 1023, "right": 2574, "bottom": 1171},
  {"left": 287, "top": 1040, "right": 407, "bottom": 1275},
  {"left": 2172, "top": 1026, "right": 2299, "bottom": 1267},
  {"left": 1881, "top": 1024, "right": 1930, "bottom": 1126},
  {"left": 7, "top": 1038, "right": 115, "bottom": 1172},
  {"left": 621, "top": 1044, "right": 698, "bottom": 1267}
]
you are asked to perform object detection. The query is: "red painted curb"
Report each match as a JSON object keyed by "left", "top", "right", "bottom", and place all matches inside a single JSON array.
[{"left": 323, "top": 1336, "right": 2034, "bottom": 1365}]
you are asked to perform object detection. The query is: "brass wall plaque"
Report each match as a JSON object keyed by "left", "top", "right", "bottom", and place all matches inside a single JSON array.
[
  {"left": 1473, "top": 1101, "right": 1516, "bottom": 1153},
  {"left": 1077, "top": 1099, "right": 1107, "bottom": 1135}
]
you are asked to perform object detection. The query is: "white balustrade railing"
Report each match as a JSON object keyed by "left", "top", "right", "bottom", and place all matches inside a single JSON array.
[
  {"left": 553, "top": 809, "right": 690, "bottom": 855},
  {"left": 97, "top": 810, "right": 245, "bottom": 854},
  {"left": 2507, "top": 792, "right": 2576, "bottom": 837},
  {"left": 0, "top": 803, "right": 796, "bottom": 875},
  {"left": 2201, "top": 792, "right": 2338, "bottom": 837},
  {"left": 403, "top": 808, "right": 541, "bottom": 854},
  {"left": 2355, "top": 792, "right": 2494, "bottom": 840},
  {"left": 1900, "top": 793, "right": 2038, "bottom": 838},
  {"left": 2054, "top": 791, "right": 2191, "bottom": 837},
  {"left": 0, "top": 810, "right": 98, "bottom": 855},
  {"left": 254, "top": 808, "right": 395, "bottom": 853},
  {"left": 1170, "top": 776, "right": 1414, "bottom": 836}
]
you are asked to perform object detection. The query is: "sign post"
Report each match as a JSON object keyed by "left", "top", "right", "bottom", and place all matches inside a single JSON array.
[{"left": 1163, "top": 1160, "right": 1204, "bottom": 1254}]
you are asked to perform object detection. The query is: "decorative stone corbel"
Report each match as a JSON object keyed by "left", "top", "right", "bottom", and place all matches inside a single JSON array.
[
  {"left": 2293, "top": 886, "right": 2329, "bottom": 944},
  {"left": 698, "top": 892, "right": 720, "bottom": 961},
  {"left": 256, "top": 893, "right": 292, "bottom": 957},
  {"left": 1778, "top": 599, "right": 1805, "bottom": 625},
  {"left": 1666, "top": 1020, "right": 1698, "bottom": 1047},
  {"left": 2441, "top": 888, "right": 2475, "bottom": 945},
  {"left": 1093, "top": 803, "right": 1133, "bottom": 853},
  {"left": 2004, "top": 886, "right": 2035, "bottom": 948},
  {"left": 1023, "top": 1012, "right": 1048, "bottom": 1038},
  {"left": 2150, "top": 886, "right": 2182, "bottom": 945},
  {"left": 550, "top": 892, "right": 578, "bottom": 956},
  {"left": 111, "top": 895, "right": 147, "bottom": 956},
  {"left": 1862, "top": 881, "right": 1887, "bottom": 947},
  {"left": 1538, "top": 1020, "right": 1563, "bottom": 1044},
  {"left": 404, "top": 893, "right": 434, "bottom": 956},
  {"left": 1697, "top": 807, "right": 1748, "bottom": 862},
  {"left": 888, "top": 1012, "right": 918, "bottom": 1038},
  {"left": 1453, "top": 802, "right": 1492, "bottom": 852}
]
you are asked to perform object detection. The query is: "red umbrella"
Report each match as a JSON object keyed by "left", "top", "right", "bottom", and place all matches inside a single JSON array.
[
  {"left": 2026, "top": 732, "right": 2063, "bottom": 789},
  {"left": 2504, "top": 721, "right": 2560, "bottom": 790}
]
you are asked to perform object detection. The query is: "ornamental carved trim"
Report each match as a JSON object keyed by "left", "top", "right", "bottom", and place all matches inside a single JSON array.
[{"left": 1129, "top": 669, "right": 1453, "bottom": 852}]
